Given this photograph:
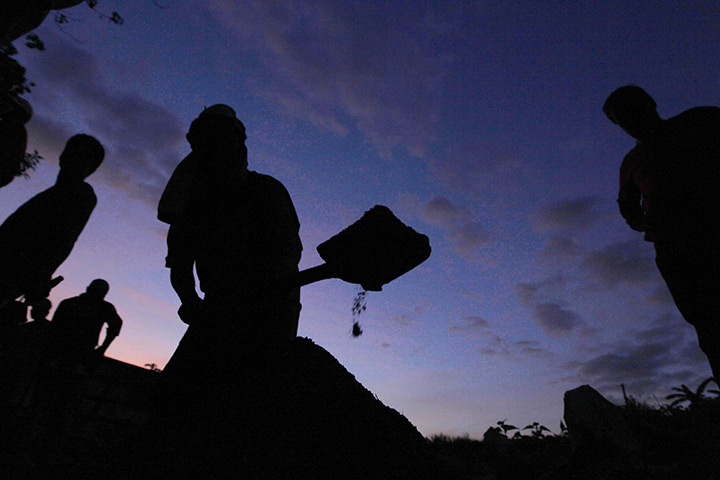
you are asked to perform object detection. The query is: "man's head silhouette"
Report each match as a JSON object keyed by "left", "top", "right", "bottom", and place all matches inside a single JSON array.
[
  {"left": 187, "top": 104, "right": 247, "bottom": 171},
  {"left": 30, "top": 298, "right": 51, "bottom": 321},
  {"left": 86, "top": 279, "right": 109, "bottom": 301},
  {"left": 58, "top": 134, "right": 105, "bottom": 181},
  {"left": 603, "top": 85, "right": 662, "bottom": 140}
]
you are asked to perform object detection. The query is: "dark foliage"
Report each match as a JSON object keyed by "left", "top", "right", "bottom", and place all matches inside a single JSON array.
[{"left": 428, "top": 386, "right": 720, "bottom": 480}]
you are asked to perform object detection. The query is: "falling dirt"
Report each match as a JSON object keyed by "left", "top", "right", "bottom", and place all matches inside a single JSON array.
[{"left": 351, "top": 289, "right": 368, "bottom": 337}]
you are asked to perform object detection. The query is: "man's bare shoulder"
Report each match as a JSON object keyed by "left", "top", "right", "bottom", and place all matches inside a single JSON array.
[{"left": 668, "top": 106, "right": 720, "bottom": 129}]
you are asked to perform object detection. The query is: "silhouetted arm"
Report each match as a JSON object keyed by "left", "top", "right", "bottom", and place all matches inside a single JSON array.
[
  {"left": 167, "top": 224, "right": 204, "bottom": 324},
  {"left": 169, "top": 262, "right": 201, "bottom": 304},
  {"left": 617, "top": 151, "right": 646, "bottom": 232},
  {"left": 96, "top": 304, "right": 122, "bottom": 355}
]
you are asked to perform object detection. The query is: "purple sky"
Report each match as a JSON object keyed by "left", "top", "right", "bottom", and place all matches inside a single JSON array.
[{"left": 1, "top": 1, "right": 717, "bottom": 438}]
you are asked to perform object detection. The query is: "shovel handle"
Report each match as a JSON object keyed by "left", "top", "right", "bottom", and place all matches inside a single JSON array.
[{"left": 295, "top": 263, "right": 337, "bottom": 287}]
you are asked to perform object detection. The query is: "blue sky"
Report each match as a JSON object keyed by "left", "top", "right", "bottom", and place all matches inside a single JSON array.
[{"left": 1, "top": 0, "right": 717, "bottom": 438}]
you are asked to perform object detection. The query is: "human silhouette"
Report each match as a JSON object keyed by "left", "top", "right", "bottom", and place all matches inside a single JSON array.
[
  {"left": 154, "top": 104, "right": 302, "bottom": 477},
  {"left": 14, "top": 298, "right": 52, "bottom": 354},
  {"left": 28, "top": 297, "right": 51, "bottom": 325},
  {"left": 161, "top": 104, "right": 302, "bottom": 362},
  {"left": 604, "top": 85, "right": 720, "bottom": 379},
  {"left": 16, "top": 298, "right": 51, "bottom": 343},
  {"left": 0, "top": 134, "right": 104, "bottom": 311},
  {"left": 0, "top": 299, "right": 27, "bottom": 352},
  {"left": 49, "top": 279, "right": 122, "bottom": 362}
]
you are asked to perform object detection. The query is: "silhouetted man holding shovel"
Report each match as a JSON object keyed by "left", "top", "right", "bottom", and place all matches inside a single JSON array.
[
  {"left": 155, "top": 105, "right": 302, "bottom": 476},
  {"left": 604, "top": 85, "right": 720, "bottom": 379},
  {"left": 161, "top": 104, "right": 302, "bottom": 370}
]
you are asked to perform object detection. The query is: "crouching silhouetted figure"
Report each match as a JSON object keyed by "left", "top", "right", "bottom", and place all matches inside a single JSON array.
[
  {"left": 48, "top": 279, "right": 122, "bottom": 363},
  {"left": 604, "top": 85, "right": 720, "bottom": 379},
  {"left": 0, "top": 134, "right": 104, "bottom": 311}
]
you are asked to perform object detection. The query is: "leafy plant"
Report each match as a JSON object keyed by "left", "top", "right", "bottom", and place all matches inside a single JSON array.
[
  {"left": 18, "top": 151, "right": 42, "bottom": 178},
  {"left": 665, "top": 377, "right": 719, "bottom": 409},
  {"left": 559, "top": 420, "right": 568, "bottom": 436},
  {"left": 496, "top": 419, "right": 518, "bottom": 437},
  {"left": 144, "top": 363, "right": 162, "bottom": 372},
  {"left": 522, "top": 421, "right": 552, "bottom": 438}
]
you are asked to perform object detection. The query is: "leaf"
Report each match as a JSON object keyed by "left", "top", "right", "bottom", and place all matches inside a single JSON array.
[
  {"left": 499, "top": 423, "right": 518, "bottom": 433},
  {"left": 24, "top": 35, "right": 45, "bottom": 51},
  {"left": 109, "top": 12, "right": 124, "bottom": 25},
  {"left": 695, "top": 377, "right": 716, "bottom": 397}
]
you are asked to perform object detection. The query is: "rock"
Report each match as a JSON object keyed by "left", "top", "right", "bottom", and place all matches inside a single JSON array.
[{"left": 563, "top": 385, "right": 639, "bottom": 456}]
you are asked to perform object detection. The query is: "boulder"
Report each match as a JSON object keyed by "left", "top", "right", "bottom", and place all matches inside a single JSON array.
[{"left": 563, "top": 385, "right": 639, "bottom": 456}]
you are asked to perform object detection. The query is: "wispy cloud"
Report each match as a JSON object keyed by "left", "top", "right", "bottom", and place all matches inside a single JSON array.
[
  {"left": 515, "top": 276, "right": 584, "bottom": 336},
  {"left": 515, "top": 276, "right": 566, "bottom": 304},
  {"left": 531, "top": 196, "right": 608, "bottom": 261},
  {"left": 23, "top": 31, "right": 186, "bottom": 205},
  {"left": 428, "top": 140, "right": 528, "bottom": 194},
  {"left": 564, "top": 315, "right": 709, "bottom": 395},
  {"left": 581, "top": 239, "right": 656, "bottom": 289},
  {"left": 539, "top": 234, "right": 581, "bottom": 258},
  {"left": 531, "top": 302, "right": 582, "bottom": 336},
  {"left": 532, "top": 196, "right": 603, "bottom": 232},
  {"left": 422, "top": 196, "right": 491, "bottom": 260},
  {"left": 449, "top": 315, "right": 489, "bottom": 333},
  {"left": 387, "top": 314, "right": 415, "bottom": 327},
  {"left": 210, "top": 1, "right": 452, "bottom": 160},
  {"left": 398, "top": 193, "right": 491, "bottom": 260},
  {"left": 478, "top": 334, "right": 553, "bottom": 359}
]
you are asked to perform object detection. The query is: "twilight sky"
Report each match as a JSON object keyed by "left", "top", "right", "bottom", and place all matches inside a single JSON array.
[{"left": 2, "top": 1, "right": 718, "bottom": 439}]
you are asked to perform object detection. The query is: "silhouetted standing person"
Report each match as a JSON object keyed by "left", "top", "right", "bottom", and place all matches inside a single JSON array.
[
  {"left": 604, "top": 85, "right": 720, "bottom": 379},
  {"left": 155, "top": 105, "right": 302, "bottom": 477},
  {"left": 50, "top": 279, "right": 122, "bottom": 362},
  {"left": 0, "top": 134, "right": 104, "bottom": 312},
  {"left": 161, "top": 104, "right": 302, "bottom": 367}
]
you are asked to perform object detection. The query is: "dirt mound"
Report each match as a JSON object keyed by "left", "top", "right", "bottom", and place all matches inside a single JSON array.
[{"left": 2, "top": 337, "right": 438, "bottom": 479}]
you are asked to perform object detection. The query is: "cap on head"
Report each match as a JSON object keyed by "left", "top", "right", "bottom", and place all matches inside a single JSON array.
[{"left": 187, "top": 104, "right": 246, "bottom": 149}]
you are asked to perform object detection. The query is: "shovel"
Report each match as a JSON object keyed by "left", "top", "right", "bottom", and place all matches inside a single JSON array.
[{"left": 295, "top": 205, "right": 431, "bottom": 291}]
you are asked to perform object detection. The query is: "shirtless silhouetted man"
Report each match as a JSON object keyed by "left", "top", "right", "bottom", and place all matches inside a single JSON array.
[
  {"left": 604, "top": 85, "right": 720, "bottom": 379},
  {"left": 50, "top": 279, "right": 122, "bottom": 362},
  {"left": 0, "top": 134, "right": 104, "bottom": 310}
]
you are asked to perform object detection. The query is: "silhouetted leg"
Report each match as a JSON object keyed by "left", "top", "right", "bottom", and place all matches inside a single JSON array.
[{"left": 655, "top": 241, "right": 720, "bottom": 379}]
